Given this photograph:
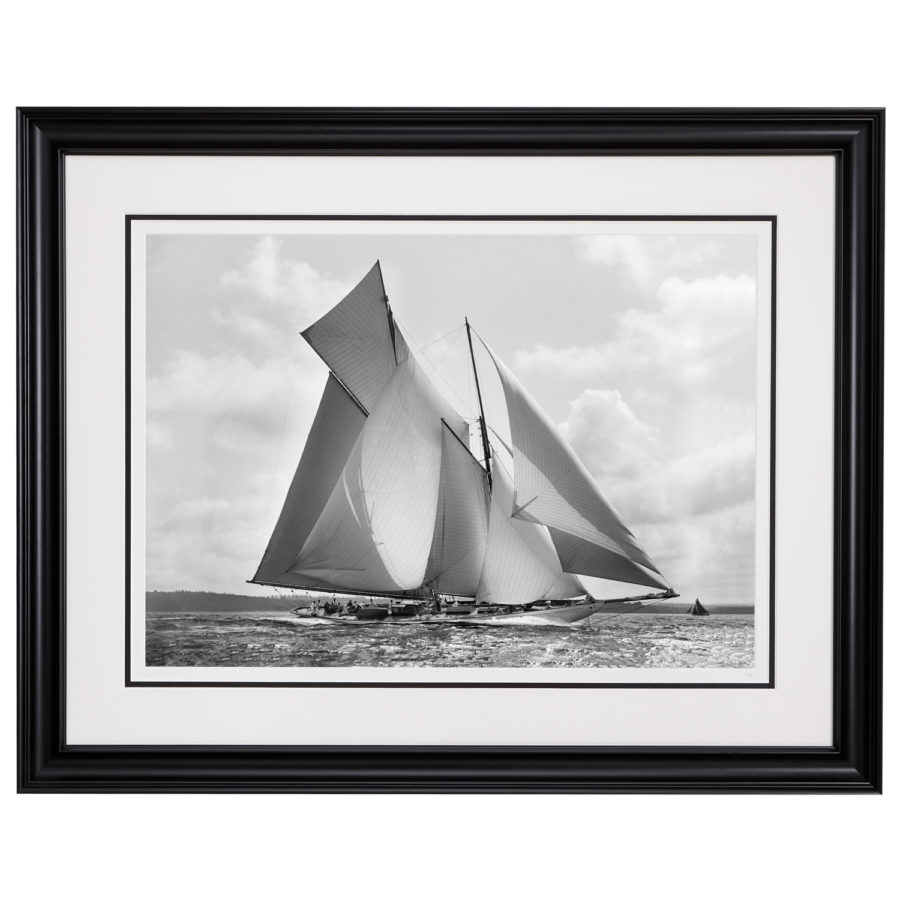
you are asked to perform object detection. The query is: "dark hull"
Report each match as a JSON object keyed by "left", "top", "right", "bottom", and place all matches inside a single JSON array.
[{"left": 288, "top": 597, "right": 667, "bottom": 627}]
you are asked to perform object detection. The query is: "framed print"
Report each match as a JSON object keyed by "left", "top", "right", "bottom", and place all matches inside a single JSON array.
[
  {"left": 18, "top": 108, "right": 883, "bottom": 791},
  {"left": 130, "top": 215, "right": 773, "bottom": 689}
]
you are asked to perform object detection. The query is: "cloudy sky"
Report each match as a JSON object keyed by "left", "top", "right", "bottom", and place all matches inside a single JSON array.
[{"left": 145, "top": 229, "right": 761, "bottom": 605}]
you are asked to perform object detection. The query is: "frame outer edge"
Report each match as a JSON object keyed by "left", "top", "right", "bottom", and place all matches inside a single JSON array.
[
  {"left": 16, "top": 108, "right": 884, "bottom": 792},
  {"left": 841, "top": 111, "right": 884, "bottom": 791}
]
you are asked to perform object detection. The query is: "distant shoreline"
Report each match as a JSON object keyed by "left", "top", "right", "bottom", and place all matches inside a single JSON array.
[{"left": 145, "top": 591, "right": 753, "bottom": 616}]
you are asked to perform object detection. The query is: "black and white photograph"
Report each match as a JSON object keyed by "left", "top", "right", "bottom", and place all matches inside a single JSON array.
[
  {"left": 10, "top": 7, "right": 889, "bottom": 896},
  {"left": 132, "top": 220, "right": 772, "bottom": 683}
]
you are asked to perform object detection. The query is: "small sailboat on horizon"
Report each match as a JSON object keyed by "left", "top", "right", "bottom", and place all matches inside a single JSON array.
[{"left": 250, "top": 261, "right": 677, "bottom": 626}]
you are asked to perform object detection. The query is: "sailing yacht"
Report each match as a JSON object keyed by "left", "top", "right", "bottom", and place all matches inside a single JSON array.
[{"left": 250, "top": 262, "right": 676, "bottom": 626}]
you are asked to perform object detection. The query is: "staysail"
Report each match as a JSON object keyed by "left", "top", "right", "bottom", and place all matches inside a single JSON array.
[
  {"left": 549, "top": 530, "right": 667, "bottom": 590},
  {"left": 475, "top": 465, "right": 570, "bottom": 606},
  {"left": 480, "top": 340, "right": 668, "bottom": 591},
  {"left": 287, "top": 356, "right": 447, "bottom": 591},
  {"left": 544, "top": 571, "right": 588, "bottom": 600},
  {"left": 423, "top": 423, "right": 491, "bottom": 597}
]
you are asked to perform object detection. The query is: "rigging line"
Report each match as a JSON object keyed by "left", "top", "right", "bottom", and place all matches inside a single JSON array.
[
  {"left": 431, "top": 325, "right": 465, "bottom": 373},
  {"left": 466, "top": 348, "right": 473, "bottom": 421},
  {"left": 441, "top": 418, "right": 484, "bottom": 467},
  {"left": 394, "top": 319, "right": 464, "bottom": 355},
  {"left": 492, "top": 451, "right": 514, "bottom": 480},
  {"left": 414, "top": 323, "right": 466, "bottom": 354},
  {"left": 487, "top": 424, "right": 514, "bottom": 457},
  {"left": 392, "top": 319, "right": 476, "bottom": 418}
]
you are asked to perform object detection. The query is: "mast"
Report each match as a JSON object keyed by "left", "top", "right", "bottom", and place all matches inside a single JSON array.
[
  {"left": 465, "top": 317, "right": 492, "bottom": 490},
  {"left": 378, "top": 260, "right": 400, "bottom": 364},
  {"left": 384, "top": 297, "right": 399, "bottom": 363}
]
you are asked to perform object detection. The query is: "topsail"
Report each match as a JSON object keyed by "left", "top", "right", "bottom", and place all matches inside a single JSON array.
[
  {"left": 252, "top": 262, "right": 671, "bottom": 604},
  {"left": 301, "top": 261, "right": 409, "bottom": 412}
]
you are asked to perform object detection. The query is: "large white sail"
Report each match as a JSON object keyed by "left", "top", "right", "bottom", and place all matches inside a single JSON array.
[
  {"left": 544, "top": 571, "right": 588, "bottom": 600},
  {"left": 303, "top": 260, "right": 469, "bottom": 441},
  {"left": 288, "top": 357, "right": 447, "bottom": 591},
  {"left": 475, "top": 465, "right": 567, "bottom": 606},
  {"left": 302, "top": 261, "right": 409, "bottom": 412},
  {"left": 481, "top": 340, "right": 668, "bottom": 590},
  {"left": 550, "top": 529, "right": 668, "bottom": 590},
  {"left": 253, "top": 263, "right": 673, "bottom": 607},
  {"left": 424, "top": 423, "right": 491, "bottom": 597},
  {"left": 251, "top": 373, "right": 366, "bottom": 588}
]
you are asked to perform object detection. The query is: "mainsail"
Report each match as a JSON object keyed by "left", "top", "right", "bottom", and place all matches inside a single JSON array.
[
  {"left": 289, "top": 357, "right": 448, "bottom": 591},
  {"left": 252, "top": 373, "right": 366, "bottom": 589},
  {"left": 252, "top": 261, "right": 671, "bottom": 604}
]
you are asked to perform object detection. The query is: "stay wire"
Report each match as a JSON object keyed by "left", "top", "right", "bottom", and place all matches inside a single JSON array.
[{"left": 393, "top": 320, "right": 475, "bottom": 418}]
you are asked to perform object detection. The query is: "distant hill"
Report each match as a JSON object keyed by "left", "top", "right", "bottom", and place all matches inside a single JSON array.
[
  {"left": 146, "top": 591, "right": 753, "bottom": 615},
  {"left": 146, "top": 591, "right": 300, "bottom": 613}
]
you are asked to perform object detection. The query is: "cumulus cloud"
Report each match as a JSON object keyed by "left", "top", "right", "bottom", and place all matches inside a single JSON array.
[
  {"left": 577, "top": 235, "right": 656, "bottom": 289},
  {"left": 561, "top": 389, "right": 755, "bottom": 525},
  {"left": 558, "top": 389, "right": 658, "bottom": 478},
  {"left": 148, "top": 489, "right": 275, "bottom": 593},
  {"left": 523, "top": 267, "right": 761, "bottom": 605},
  {"left": 639, "top": 501, "right": 756, "bottom": 603},
  {"left": 148, "top": 242, "right": 344, "bottom": 455},
  {"left": 149, "top": 351, "right": 290, "bottom": 419},
  {"left": 219, "top": 236, "right": 351, "bottom": 327},
  {"left": 514, "top": 344, "right": 610, "bottom": 380},
  {"left": 610, "top": 431, "right": 756, "bottom": 525},
  {"left": 211, "top": 307, "right": 284, "bottom": 348},
  {"left": 166, "top": 495, "right": 231, "bottom": 525},
  {"left": 515, "top": 273, "right": 756, "bottom": 391},
  {"left": 147, "top": 349, "right": 326, "bottom": 463},
  {"left": 576, "top": 234, "right": 723, "bottom": 290},
  {"left": 556, "top": 386, "right": 757, "bottom": 604},
  {"left": 145, "top": 239, "right": 346, "bottom": 593}
]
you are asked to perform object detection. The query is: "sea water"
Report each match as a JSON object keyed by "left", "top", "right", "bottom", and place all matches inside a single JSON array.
[{"left": 145, "top": 613, "right": 754, "bottom": 669}]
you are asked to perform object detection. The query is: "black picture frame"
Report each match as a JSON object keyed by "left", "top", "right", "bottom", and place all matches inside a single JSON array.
[{"left": 17, "top": 108, "right": 884, "bottom": 793}]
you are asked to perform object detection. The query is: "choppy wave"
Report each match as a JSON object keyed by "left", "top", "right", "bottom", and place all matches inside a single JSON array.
[{"left": 146, "top": 613, "right": 754, "bottom": 669}]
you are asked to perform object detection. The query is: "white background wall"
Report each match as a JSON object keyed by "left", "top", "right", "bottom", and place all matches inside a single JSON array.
[{"left": 1, "top": 3, "right": 893, "bottom": 898}]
